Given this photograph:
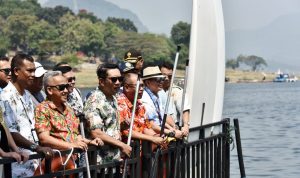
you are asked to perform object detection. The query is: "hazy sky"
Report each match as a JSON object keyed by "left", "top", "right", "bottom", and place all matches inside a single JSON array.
[
  {"left": 39, "top": 0, "right": 300, "bottom": 34},
  {"left": 110, "top": 0, "right": 300, "bottom": 34}
]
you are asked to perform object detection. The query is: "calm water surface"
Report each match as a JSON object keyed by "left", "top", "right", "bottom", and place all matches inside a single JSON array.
[
  {"left": 223, "top": 82, "right": 300, "bottom": 178},
  {"left": 81, "top": 82, "right": 300, "bottom": 178}
]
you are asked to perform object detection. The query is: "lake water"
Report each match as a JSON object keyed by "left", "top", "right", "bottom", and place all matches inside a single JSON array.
[
  {"left": 80, "top": 82, "right": 300, "bottom": 178},
  {"left": 223, "top": 82, "right": 300, "bottom": 178}
]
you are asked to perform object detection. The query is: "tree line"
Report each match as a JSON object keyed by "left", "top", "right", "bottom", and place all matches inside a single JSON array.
[
  {"left": 226, "top": 54, "right": 268, "bottom": 71},
  {"left": 0, "top": 0, "right": 190, "bottom": 68}
]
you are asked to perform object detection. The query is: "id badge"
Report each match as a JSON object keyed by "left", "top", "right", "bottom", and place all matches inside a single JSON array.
[{"left": 31, "top": 129, "right": 39, "bottom": 143}]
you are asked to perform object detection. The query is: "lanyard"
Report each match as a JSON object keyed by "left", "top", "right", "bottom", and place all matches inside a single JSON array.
[
  {"left": 144, "top": 88, "right": 162, "bottom": 123},
  {"left": 19, "top": 94, "right": 39, "bottom": 144}
]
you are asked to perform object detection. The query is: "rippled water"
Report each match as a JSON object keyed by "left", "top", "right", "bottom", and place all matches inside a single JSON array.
[
  {"left": 80, "top": 82, "right": 300, "bottom": 177},
  {"left": 223, "top": 82, "right": 300, "bottom": 178}
]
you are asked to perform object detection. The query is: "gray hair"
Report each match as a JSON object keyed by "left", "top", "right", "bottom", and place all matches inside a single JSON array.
[{"left": 43, "top": 70, "right": 62, "bottom": 90}]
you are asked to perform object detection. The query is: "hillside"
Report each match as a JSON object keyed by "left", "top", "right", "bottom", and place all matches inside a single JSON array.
[
  {"left": 42, "top": 0, "right": 148, "bottom": 33},
  {"left": 226, "top": 13, "right": 300, "bottom": 72}
]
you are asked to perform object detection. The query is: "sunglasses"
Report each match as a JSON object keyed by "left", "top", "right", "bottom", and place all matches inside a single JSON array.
[
  {"left": 151, "top": 77, "right": 165, "bottom": 83},
  {"left": 67, "top": 77, "right": 76, "bottom": 83},
  {"left": 125, "top": 83, "right": 145, "bottom": 88},
  {"left": 107, "top": 76, "right": 123, "bottom": 83},
  {"left": 48, "top": 83, "right": 70, "bottom": 91},
  {"left": 0, "top": 68, "right": 11, "bottom": 75}
]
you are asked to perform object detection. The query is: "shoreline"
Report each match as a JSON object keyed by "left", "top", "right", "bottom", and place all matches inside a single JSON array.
[{"left": 73, "top": 64, "right": 298, "bottom": 87}]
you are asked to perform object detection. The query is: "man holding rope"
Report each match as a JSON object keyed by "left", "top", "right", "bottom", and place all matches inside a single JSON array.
[
  {"left": 34, "top": 71, "right": 103, "bottom": 174},
  {"left": 141, "top": 66, "right": 183, "bottom": 139},
  {"left": 118, "top": 72, "right": 165, "bottom": 146},
  {"left": 84, "top": 63, "right": 132, "bottom": 166},
  {"left": 159, "top": 61, "right": 190, "bottom": 137}
]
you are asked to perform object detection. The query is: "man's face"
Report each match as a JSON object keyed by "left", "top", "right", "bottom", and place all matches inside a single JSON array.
[
  {"left": 63, "top": 71, "right": 75, "bottom": 93},
  {"left": 160, "top": 67, "right": 172, "bottom": 91},
  {"left": 100, "top": 68, "right": 122, "bottom": 97},
  {"left": 14, "top": 60, "right": 35, "bottom": 88},
  {"left": 146, "top": 77, "right": 165, "bottom": 95},
  {"left": 46, "top": 75, "right": 69, "bottom": 104},
  {"left": 124, "top": 75, "right": 144, "bottom": 101},
  {"left": 0, "top": 60, "right": 11, "bottom": 88},
  {"left": 31, "top": 76, "right": 44, "bottom": 92}
]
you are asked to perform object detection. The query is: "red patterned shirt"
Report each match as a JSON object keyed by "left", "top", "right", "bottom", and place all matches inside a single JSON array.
[
  {"left": 117, "top": 93, "right": 151, "bottom": 137},
  {"left": 34, "top": 100, "right": 79, "bottom": 143}
]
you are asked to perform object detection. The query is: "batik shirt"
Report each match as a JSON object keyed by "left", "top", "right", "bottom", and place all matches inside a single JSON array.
[
  {"left": 34, "top": 100, "right": 79, "bottom": 143},
  {"left": 117, "top": 93, "right": 151, "bottom": 139},
  {"left": 84, "top": 88, "right": 121, "bottom": 163},
  {"left": 1, "top": 82, "right": 38, "bottom": 178},
  {"left": 67, "top": 88, "right": 83, "bottom": 116}
]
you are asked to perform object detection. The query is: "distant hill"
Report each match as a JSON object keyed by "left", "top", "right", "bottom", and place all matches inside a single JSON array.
[
  {"left": 42, "top": 0, "right": 148, "bottom": 33},
  {"left": 226, "top": 13, "right": 300, "bottom": 72}
]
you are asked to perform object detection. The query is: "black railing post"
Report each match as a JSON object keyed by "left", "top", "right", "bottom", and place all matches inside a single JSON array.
[
  {"left": 234, "top": 118, "right": 246, "bottom": 178},
  {"left": 223, "top": 118, "right": 230, "bottom": 178}
]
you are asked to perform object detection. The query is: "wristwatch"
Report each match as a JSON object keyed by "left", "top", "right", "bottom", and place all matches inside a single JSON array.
[
  {"left": 30, "top": 143, "right": 38, "bottom": 151},
  {"left": 168, "top": 131, "right": 175, "bottom": 137}
]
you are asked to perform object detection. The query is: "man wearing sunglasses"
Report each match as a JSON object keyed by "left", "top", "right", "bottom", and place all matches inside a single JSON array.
[
  {"left": 53, "top": 64, "right": 83, "bottom": 116},
  {"left": 0, "top": 56, "right": 11, "bottom": 91},
  {"left": 118, "top": 72, "right": 165, "bottom": 147},
  {"left": 84, "top": 63, "right": 132, "bottom": 166},
  {"left": 141, "top": 66, "right": 183, "bottom": 139},
  {"left": 159, "top": 62, "right": 191, "bottom": 137},
  {"left": 34, "top": 71, "right": 103, "bottom": 172},
  {"left": 0, "top": 53, "right": 53, "bottom": 177}
]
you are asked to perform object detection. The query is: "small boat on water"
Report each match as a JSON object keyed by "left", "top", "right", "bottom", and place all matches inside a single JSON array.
[{"left": 273, "top": 70, "right": 298, "bottom": 82}]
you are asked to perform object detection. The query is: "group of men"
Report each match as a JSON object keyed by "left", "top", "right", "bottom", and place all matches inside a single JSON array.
[{"left": 0, "top": 49, "right": 190, "bottom": 177}]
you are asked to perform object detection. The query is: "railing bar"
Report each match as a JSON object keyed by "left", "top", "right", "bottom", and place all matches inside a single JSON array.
[
  {"left": 187, "top": 145, "right": 190, "bottom": 178},
  {"left": 192, "top": 145, "right": 195, "bottom": 178},
  {"left": 200, "top": 142, "right": 204, "bottom": 178},
  {"left": 210, "top": 140, "right": 213, "bottom": 178}
]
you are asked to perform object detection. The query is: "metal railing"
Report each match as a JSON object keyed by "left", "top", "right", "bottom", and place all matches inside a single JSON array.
[{"left": 0, "top": 119, "right": 230, "bottom": 178}]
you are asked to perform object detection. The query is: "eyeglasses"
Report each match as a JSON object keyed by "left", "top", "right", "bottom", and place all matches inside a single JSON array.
[
  {"left": 107, "top": 76, "right": 123, "bottom": 83},
  {"left": 67, "top": 77, "right": 76, "bottom": 83},
  {"left": 151, "top": 77, "right": 165, "bottom": 83},
  {"left": 48, "top": 84, "right": 70, "bottom": 91},
  {"left": 125, "top": 83, "right": 144, "bottom": 88},
  {"left": 0, "top": 68, "right": 11, "bottom": 75}
]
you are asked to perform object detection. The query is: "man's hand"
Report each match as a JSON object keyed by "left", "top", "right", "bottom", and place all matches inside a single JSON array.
[
  {"left": 2, "top": 152, "right": 22, "bottom": 163},
  {"left": 152, "top": 136, "right": 165, "bottom": 145},
  {"left": 36, "top": 146, "right": 54, "bottom": 159},
  {"left": 181, "top": 125, "right": 189, "bottom": 137},
  {"left": 88, "top": 138, "right": 104, "bottom": 146},
  {"left": 120, "top": 143, "right": 132, "bottom": 157},
  {"left": 18, "top": 151, "right": 29, "bottom": 162},
  {"left": 174, "top": 130, "right": 183, "bottom": 139},
  {"left": 72, "top": 137, "right": 88, "bottom": 150}
]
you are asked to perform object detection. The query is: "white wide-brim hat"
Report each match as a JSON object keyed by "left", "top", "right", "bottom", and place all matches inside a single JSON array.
[
  {"left": 142, "top": 66, "right": 165, "bottom": 80},
  {"left": 34, "top": 62, "right": 47, "bottom": 77}
]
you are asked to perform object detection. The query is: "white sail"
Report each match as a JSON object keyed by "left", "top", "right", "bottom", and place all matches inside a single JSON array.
[{"left": 187, "top": 0, "right": 225, "bottom": 133}]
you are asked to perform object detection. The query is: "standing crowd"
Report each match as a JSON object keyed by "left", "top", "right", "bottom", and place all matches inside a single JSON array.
[{"left": 0, "top": 49, "right": 190, "bottom": 178}]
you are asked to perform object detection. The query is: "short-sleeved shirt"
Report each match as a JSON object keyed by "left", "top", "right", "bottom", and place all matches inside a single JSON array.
[
  {"left": 67, "top": 88, "right": 83, "bottom": 116},
  {"left": 141, "top": 87, "right": 167, "bottom": 126},
  {"left": 159, "top": 85, "right": 191, "bottom": 123},
  {"left": 1, "top": 82, "right": 38, "bottom": 178},
  {"left": 35, "top": 100, "right": 79, "bottom": 143},
  {"left": 84, "top": 87, "right": 121, "bottom": 163},
  {"left": 117, "top": 93, "right": 151, "bottom": 138}
]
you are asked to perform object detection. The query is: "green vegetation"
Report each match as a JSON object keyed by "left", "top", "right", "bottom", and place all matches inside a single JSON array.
[
  {"left": 0, "top": 0, "right": 190, "bottom": 68},
  {"left": 226, "top": 54, "right": 268, "bottom": 71}
]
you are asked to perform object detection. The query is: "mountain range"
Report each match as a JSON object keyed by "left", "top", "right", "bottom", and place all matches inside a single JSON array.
[
  {"left": 40, "top": 0, "right": 300, "bottom": 72},
  {"left": 226, "top": 12, "right": 300, "bottom": 72},
  {"left": 42, "top": 0, "right": 148, "bottom": 33}
]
